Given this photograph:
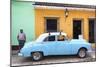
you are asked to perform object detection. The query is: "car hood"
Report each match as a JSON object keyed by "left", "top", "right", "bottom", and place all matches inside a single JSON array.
[{"left": 23, "top": 41, "right": 42, "bottom": 48}]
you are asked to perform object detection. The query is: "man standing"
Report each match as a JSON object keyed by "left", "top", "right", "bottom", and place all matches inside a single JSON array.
[{"left": 17, "top": 29, "right": 26, "bottom": 50}]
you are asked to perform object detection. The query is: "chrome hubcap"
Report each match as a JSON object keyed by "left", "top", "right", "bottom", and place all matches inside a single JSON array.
[
  {"left": 79, "top": 50, "right": 86, "bottom": 58},
  {"left": 33, "top": 52, "right": 41, "bottom": 60}
]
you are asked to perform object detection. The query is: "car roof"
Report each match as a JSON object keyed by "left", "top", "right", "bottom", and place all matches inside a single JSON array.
[
  {"left": 41, "top": 32, "right": 67, "bottom": 36},
  {"left": 36, "top": 32, "right": 67, "bottom": 42}
]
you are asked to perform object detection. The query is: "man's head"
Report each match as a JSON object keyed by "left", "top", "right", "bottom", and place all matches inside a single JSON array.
[{"left": 20, "top": 29, "right": 23, "bottom": 33}]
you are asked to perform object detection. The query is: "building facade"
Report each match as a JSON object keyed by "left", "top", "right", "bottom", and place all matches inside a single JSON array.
[{"left": 34, "top": 2, "right": 96, "bottom": 45}]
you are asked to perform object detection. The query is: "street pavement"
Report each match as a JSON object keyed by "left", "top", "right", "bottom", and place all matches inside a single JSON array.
[{"left": 11, "top": 50, "right": 96, "bottom": 66}]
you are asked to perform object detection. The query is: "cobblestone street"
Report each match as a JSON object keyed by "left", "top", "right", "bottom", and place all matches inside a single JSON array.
[{"left": 11, "top": 50, "right": 96, "bottom": 66}]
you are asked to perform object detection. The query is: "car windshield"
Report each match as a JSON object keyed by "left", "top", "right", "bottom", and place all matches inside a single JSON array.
[{"left": 36, "top": 34, "right": 48, "bottom": 42}]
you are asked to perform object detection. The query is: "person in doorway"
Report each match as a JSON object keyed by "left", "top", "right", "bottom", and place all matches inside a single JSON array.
[{"left": 17, "top": 29, "right": 26, "bottom": 51}]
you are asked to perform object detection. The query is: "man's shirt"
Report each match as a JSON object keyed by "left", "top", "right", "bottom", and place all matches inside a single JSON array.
[{"left": 18, "top": 33, "right": 26, "bottom": 40}]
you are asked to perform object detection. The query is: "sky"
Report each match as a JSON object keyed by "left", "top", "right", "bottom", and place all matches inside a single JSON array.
[{"left": 18, "top": 0, "right": 96, "bottom": 5}]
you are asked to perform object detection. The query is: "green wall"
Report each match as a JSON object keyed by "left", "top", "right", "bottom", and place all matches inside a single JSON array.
[{"left": 12, "top": 1, "right": 35, "bottom": 45}]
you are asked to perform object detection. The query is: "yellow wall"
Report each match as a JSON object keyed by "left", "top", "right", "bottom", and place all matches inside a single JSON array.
[{"left": 35, "top": 8, "right": 96, "bottom": 41}]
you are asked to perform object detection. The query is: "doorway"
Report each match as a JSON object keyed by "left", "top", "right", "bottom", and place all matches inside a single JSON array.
[
  {"left": 46, "top": 18, "right": 58, "bottom": 32},
  {"left": 73, "top": 20, "right": 82, "bottom": 39},
  {"left": 89, "top": 19, "right": 96, "bottom": 43}
]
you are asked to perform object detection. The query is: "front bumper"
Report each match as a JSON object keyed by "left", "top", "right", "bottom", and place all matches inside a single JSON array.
[
  {"left": 18, "top": 52, "right": 31, "bottom": 57},
  {"left": 18, "top": 53, "right": 23, "bottom": 56}
]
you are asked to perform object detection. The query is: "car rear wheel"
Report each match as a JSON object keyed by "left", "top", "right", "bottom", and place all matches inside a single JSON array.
[
  {"left": 78, "top": 48, "right": 87, "bottom": 58},
  {"left": 32, "top": 52, "right": 43, "bottom": 61}
]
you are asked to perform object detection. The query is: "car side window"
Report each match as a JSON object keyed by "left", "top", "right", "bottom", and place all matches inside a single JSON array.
[
  {"left": 44, "top": 36, "right": 55, "bottom": 42},
  {"left": 57, "top": 35, "right": 66, "bottom": 41}
]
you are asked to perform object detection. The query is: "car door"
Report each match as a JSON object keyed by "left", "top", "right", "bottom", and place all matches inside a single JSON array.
[
  {"left": 42, "top": 35, "right": 57, "bottom": 55},
  {"left": 55, "top": 35, "right": 72, "bottom": 55}
]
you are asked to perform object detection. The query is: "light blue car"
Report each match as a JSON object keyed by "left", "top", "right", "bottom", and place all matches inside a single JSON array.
[{"left": 18, "top": 32, "right": 92, "bottom": 61}]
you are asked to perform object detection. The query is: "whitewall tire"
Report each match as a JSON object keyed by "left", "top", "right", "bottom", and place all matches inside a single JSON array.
[
  {"left": 78, "top": 48, "right": 87, "bottom": 58},
  {"left": 32, "top": 52, "right": 43, "bottom": 61}
]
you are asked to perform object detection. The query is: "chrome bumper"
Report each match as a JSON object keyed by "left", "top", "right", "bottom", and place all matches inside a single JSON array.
[{"left": 18, "top": 53, "right": 23, "bottom": 56}]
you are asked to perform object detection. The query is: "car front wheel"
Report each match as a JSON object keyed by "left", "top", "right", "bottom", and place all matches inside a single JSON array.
[
  {"left": 32, "top": 52, "right": 43, "bottom": 61},
  {"left": 78, "top": 48, "right": 87, "bottom": 58}
]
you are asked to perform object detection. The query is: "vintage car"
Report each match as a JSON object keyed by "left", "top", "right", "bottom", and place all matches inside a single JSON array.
[{"left": 18, "top": 32, "right": 92, "bottom": 61}]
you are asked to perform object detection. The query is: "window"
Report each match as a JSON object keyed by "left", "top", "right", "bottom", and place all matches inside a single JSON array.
[
  {"left": 57, "top": 35, "right": 66, "bottom": 41},
  {"left": 46, "top": 19, "right": 57, "bottom": 32},
  {"left": 44, "top": 36, "right": 55, "bottom": 41}
]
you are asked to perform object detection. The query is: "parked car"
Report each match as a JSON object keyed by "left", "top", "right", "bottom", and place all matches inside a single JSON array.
[{"left": 18, "top": 32, "right": 92, "bottom": 61}]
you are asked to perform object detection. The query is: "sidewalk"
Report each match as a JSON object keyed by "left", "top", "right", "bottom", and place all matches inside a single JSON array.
[{"left": 11, "top": 50, "right": 19, "bottom": 55}]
